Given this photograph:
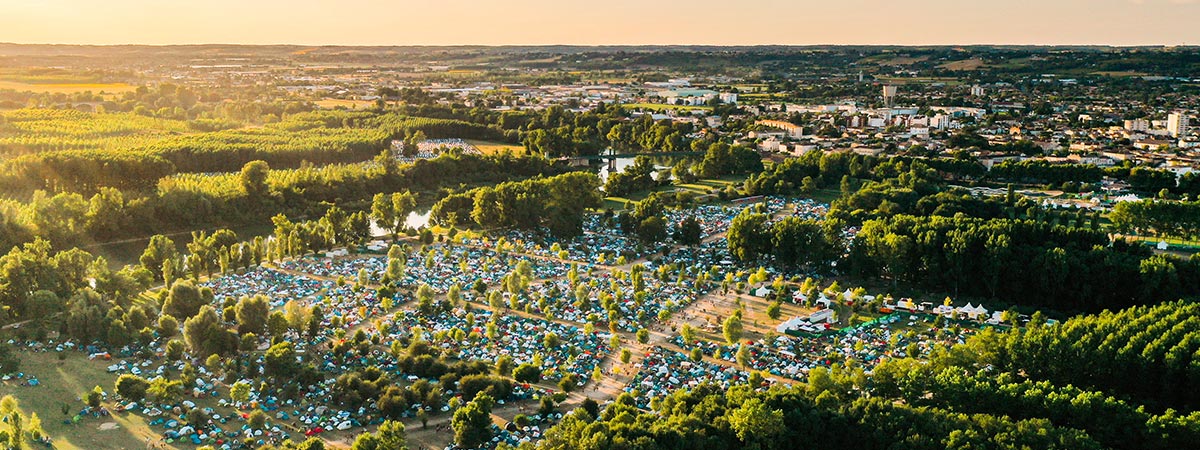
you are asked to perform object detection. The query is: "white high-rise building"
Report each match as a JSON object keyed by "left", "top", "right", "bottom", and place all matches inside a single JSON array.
[
  {"left": 970, "top": 85, "right": 985, "bottom": 97},
  {"left": 1167, "top": 112, "right": 1189, "bottom": 138}
]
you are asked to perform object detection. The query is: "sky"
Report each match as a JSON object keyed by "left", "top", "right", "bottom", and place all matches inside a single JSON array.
[{"left": 2, "top": 0, "right": 1198, "bottom": 46}]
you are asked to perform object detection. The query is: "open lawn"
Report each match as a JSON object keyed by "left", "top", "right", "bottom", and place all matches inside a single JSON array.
[
  {"left": 0, "top": 352, "right": 171, "bottom": 450},
  {"left": 604, "top": 176, "right": 745, "bottom": 211},
  {"left": 464, "top": 139, "right": 526, "bottom": 156},
  {"left": 801, "top": 188, "right": 842, "bottom": 204},
  {"left": 0, "top": 80, "right": 137, "bottom": 95}
]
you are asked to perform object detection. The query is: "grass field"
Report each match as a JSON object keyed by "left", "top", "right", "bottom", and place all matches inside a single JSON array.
[
  {"left": 862, "top": 55, "right": 929, "bottom": 66},
  {"left": 1091, "top": 71, "right": 1148, "bottom": 77},
  {"left": 464, "top": 139, "right": 526, "bottom": 156},
  {"left": 0, "top": 80, "right": 138, "bottom": 95},
  {"left": 0, "top": 352, "right": 171, "bottom": 449},
  {"left": 939, "top": 58, "right": 987, "bottom": 70},
  {"left": 604, "top": 176, "right": 745, "bottom": 211},
  {"left": 875, "top": 76, "right": 962, "bottom": 85}
]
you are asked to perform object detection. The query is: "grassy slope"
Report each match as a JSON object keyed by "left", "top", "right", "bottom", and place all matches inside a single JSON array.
[{"left": 0, "top": 352, "right": 171, "bottom": 449}]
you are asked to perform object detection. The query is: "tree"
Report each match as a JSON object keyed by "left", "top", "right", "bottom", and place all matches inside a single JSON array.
[
  {"left": 140, "top": 235, "right": 177, "bottom": 281},
  {"left": 391, "top": 191, "right": 418, "bottom": 235},
  {"left": 376, "top": 420, "right": 408, "bottom": 450},
  {"left": 235, "top": 295, "right": 269, "bottom": 335},
  {"left": 543, "top": 332, "right": 561, "bottom": 349},
  {"left": 452, "top": 393, "right": 494, "bottom": 449},
  {"left": 770, "top": 217, "right": 837, "bottom": 270},
  {"left": 674, "top": 216, "right": 703, "bottom": 246},
  {"left": 240, "top": 160, "right": 270, "bottom": 199},
  {"left": 723, "top": 310, "right": 744, "bottom": 345},
  {"left": 371, "top": 193, "right": 396, "bottom": 239},
  {"left": 766, "top": 301, "right": 782, "bottom": 320},
  {"left": 736, "top": 344, "right": 751, "bottom": 368},
  {"left": 728, "top": 398, "right": 785, "bottom": 448},
  {"left": 727, "top": 211, "right": 771, "bottom": 261},
  {"left": 513, "top": 363, "right": 541, "bottom": 384},
  {"left": 636, "top": 328, "right": 650, "bottom": 344},
  {"left": 183, "top": 306, "right": 235, "bottom": 358},
  {"left": 264, "top": 342, "right": 299, "bottom": 380},
  {"left": 267, "top": 311, "right": 289, "bottom": 337},
  {"left": 115, "top": 375, "right": 149, "bottom": 401},
  {"left": 85, "top": 385, "right": 104, "bottom": 408},
  {"left": 165, "top": 339, "right": 185, "bottom": 360},
  {"left": 230, "top": 381, "right": 251, "bottom": 404},
  {"left": 163, "top": 280, "right": 206, "bottom": 320},
  {"left": 416, "top": 284, "right": 435, "bottom": 314},
  {"left": 376, "top": 386, "right": 409, "bottom": 420},
  {"left": 680, "top": 323, "right": 696, "bottom": 342}
]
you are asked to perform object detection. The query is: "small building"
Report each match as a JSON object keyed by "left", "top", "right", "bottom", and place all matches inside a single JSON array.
[{"left": 808, "top": 309, "right": 834, "bottom": 324}]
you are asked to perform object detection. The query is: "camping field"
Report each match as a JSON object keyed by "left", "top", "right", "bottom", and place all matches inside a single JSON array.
[{"left": 0, "top": 352, "right": 169, "bottom": 449}]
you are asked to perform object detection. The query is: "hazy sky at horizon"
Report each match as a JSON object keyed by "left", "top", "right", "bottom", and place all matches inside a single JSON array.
[{"left": 3, "top": 0, "right": 1199, "bottom": 46}]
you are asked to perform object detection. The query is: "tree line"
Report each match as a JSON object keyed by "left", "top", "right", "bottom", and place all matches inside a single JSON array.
[
  {"left": 0, "top": 152, "right": 563, "bottom": 251},
  {"left": 430, "top": 172, "right": 603, "bottom": 238},
  {"left": 728, "top": 212, "right": 1200, "bottom": 313}
]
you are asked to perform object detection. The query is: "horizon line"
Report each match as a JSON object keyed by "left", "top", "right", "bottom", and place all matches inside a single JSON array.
[{"left": 1, "top": 41, "right": 1196, "bottom": 49}]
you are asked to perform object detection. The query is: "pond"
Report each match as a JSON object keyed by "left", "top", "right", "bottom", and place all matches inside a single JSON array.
[
  {"left": 370, "top": 209, "right": 432, "bottom": 236},
  {"left": 597, "top": 157, "right": 672, "bottom": 183}
]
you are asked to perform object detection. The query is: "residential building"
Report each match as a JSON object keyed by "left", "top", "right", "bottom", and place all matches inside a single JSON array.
[{"left": 1168, "top": 112, "right": 1190, "bottom": 138}]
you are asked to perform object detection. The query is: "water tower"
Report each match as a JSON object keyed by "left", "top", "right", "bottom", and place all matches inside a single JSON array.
[{"left": 882, "top": 85, "right": 898, "bottom": 108}]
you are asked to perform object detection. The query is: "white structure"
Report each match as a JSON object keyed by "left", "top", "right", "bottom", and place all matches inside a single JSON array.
[
  {"left": 1168, "top": 112, "right": 1190, "bottom": 138},
  {"left": 755, "top": 120, "right": 805, "bottom": 138},
  {"left": 656, "top": 89, "right": 718, "bottom": 106},
  {"left": 718, "top": 92, "right": 739, "bottom": 104},
  {"left": 882, "top": 85, "right": 898, "bottom": 107},
  {"left": 957, "top": 303, "right": 989, "bottom": 320},
  {"left": 1124, "top": 119, "right": 1149, "bottom": 132},
  {"left": 757, "top": 138, "right": 782, "bottom": 152},
  {"left": 970, "top": 85, "right": 985, "bottom": 97},
  {"left": 808, "top": 309, "right": 834, "bottom": 324}
]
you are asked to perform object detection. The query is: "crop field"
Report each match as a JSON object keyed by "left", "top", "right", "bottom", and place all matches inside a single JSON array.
[
  {"left": 938, "top": 58, "right": 987, "bottom": 70},
  {"left": 0, "top": 109, "right": 191, "bottom": 156},
  {"left": 314, "top": 98, "right": 376, "bottom": 110},
  {"left": 464, "top": 139, "right": 525, "bottom": 155}
]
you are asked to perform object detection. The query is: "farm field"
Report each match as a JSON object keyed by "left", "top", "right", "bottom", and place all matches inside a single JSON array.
[
  {"left": 314, "top": 99, "right": 375, "bottom": 110},
  {"left": 464, "top": 139, "right": 526, "bottom": 155}
]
